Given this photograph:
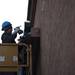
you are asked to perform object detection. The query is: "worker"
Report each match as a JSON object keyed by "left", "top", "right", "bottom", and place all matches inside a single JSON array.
[
  {"left": 1, "top": 21, "right": 23, "bottom": 43},
  {"left": 1, "top": 21, "right": 17, "bottom": 43}
]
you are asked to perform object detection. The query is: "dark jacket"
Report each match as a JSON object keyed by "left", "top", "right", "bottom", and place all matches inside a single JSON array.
[{"left": 1, "top": 32, "right": 17, "bottom": 43}]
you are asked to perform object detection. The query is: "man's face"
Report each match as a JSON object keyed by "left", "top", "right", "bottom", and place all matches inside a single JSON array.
[{"left": 7, "top": 28, "right": 12, "bottom": 33}]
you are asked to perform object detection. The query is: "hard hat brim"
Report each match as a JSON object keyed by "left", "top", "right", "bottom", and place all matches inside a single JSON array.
[{"left": 2, "top": 26, "right": 12, "bottom": 31}]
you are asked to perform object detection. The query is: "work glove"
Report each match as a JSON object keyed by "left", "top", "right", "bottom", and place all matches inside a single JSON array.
[{"left": 13, "top": 26, "right": 23, "bottom": 34}]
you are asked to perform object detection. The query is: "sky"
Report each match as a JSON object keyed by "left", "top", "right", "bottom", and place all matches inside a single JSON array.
[{"left": 0, "top": 0, "right": 29, "bottom": 43}]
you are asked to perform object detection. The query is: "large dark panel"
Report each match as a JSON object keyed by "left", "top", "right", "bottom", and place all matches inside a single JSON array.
[{"left": 27, "top": 0, "right": 37, "bottom": 26}]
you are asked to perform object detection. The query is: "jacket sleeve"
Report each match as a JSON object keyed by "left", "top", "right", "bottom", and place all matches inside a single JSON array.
[{"left": 12, "top": 32, "right": 17, "bottom": 39}]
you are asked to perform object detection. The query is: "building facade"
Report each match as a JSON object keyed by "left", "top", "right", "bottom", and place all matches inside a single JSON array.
[{"left": 31, "top": 0, "right": 75, "bottom": 75}]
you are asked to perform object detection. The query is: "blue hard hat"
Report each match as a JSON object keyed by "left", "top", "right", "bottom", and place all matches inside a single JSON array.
[{"left": 2, "top": 21, "right": 12, "bottom": 31}]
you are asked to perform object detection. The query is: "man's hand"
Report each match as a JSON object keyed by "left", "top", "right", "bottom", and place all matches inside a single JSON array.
[{"left": 13, "top": 26, "right": 23, "bottom": 34}]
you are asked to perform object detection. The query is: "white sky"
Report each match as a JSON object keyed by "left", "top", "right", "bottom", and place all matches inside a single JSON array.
[{"left": 0, "top": 0, "right": 29, "bottom": 43}]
